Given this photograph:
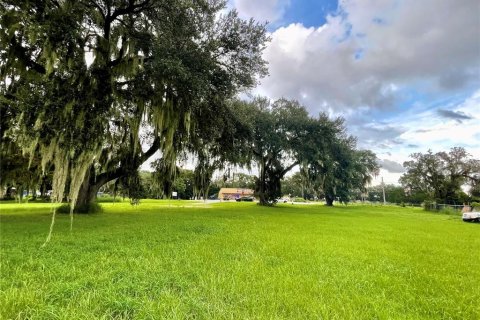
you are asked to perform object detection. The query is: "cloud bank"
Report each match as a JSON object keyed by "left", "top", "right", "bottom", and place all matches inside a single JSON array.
[
  {"left": 258, "top": 0, "right": 479, "bottom": 113},
  {"left": 232, "top": 0, "right": 480, "bottom": 184}
]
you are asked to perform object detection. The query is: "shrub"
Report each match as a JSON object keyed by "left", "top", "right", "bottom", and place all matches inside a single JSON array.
[
  {"left": 471, "top": 202, "right": 480, "bottom": 210},
  {"left": 439, "top": 207, "right": 460, "bottom": 216},
  {"left": 96, "top": 196, "right": 123, "bottom": 203},
  {"left": 57, "top": 202, "right": 103, "bottom": 214},
  {"left": 423, "top": 200, "right": 436, "bottom": 211}
]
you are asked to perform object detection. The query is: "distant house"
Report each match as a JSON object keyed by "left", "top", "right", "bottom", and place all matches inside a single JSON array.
[{"left": 218, "top": 188, "right": 254, "bottom": 200}]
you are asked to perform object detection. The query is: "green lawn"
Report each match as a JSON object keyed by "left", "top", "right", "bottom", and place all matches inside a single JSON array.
[{"left": 1, "top": 201, "right": 479, "bottom": 319}]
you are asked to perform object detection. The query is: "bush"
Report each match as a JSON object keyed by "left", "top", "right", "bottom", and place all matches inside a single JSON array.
[
  {"left": 439, "top": 207, "right": 461, "bottom": 216},
  {"left": 471, "top": 202, "right": 480, "bottom": 210},
  {"left": 96, "top": 196, "right": 123, "bottom": 203},
  {"left": 57, "top": 202, "right": 103, "bottom": 214},
  {"left": 423, "top": 200, "right": 436, "bottom": 211}
]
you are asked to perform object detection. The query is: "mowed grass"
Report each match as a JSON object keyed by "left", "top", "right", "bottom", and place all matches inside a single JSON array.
[{"left": 1, "top": 201, "right": 479, "bottom": 319}]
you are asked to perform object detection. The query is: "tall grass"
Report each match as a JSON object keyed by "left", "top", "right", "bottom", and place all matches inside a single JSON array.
[{"left": 1, "top": 201, "right": 479, "bottom": 319}]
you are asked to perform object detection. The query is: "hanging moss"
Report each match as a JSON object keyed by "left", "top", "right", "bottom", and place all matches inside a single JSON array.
[
  {"left": 40, "top": 138, "right": 57, "bottom": 174},
  {"left": 50, "top": 146, "right": 69, "bottom": 204},
  {"left": 68, "top": 147, "right": 101, "bottom": 227},
  {"left": 193, "top": 151, "right": 217, "bottom": 200}
]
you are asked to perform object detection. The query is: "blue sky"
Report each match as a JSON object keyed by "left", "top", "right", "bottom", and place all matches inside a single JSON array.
[
  {"left": 230, "top": 0, "right": 480, "bottom": 184},
  {"left": 274, "top": 0, "right": 339, "bottom": 29}
]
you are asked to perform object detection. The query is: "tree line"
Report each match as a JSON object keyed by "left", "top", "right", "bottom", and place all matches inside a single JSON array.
[
  {"left": 1, "top": 0, "right": 382, "bottom": 211},
  {"left": 3, "top": 1, "right": 476, "bottom": 211}
]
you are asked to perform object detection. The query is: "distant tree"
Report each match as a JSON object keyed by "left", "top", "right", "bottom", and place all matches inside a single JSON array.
[
  {"left": 231, "top": 98, "right": 314, "bottom": 205},
  {"left": 220, "top": 172, "right": 256, "bottom": 189},
  {"left": 400, "top": 147, "right": 480, "bottom": 204},
  {"left": 139, "top": 171, "right": 156, "bottom": 198},
  {"left": 303, "top": 117, "right": 379, "bottom": 206},
  {"left": 229, "top": 98, "right": 379, "bottom": 206},
  {"left": 282, "top": 171, "right": 316, "bottom": 199},
  {"left": 174, "top": 169, "right": 194, "bottom": 199},
  {"left": 281, "top": 172, "right": 304, "bottom": 198},
  {"left": 367, "top": 184, "right": 407, "bottom": 204}
]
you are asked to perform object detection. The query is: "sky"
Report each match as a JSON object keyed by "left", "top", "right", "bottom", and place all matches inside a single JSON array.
[{"left": 227, "top": 0, "right": 480, "bottom": 185}]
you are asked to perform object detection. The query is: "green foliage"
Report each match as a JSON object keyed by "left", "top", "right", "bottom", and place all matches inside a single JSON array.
[
  {"left": 367, "top": 184, "right": 407, "bottom": 204},
  {"left": 231, "top": 98, "right": 326, "bottom": 205},
  {"left": 423, "top": 200, "right": 436, "bottom": 211},
  {"left": 304, "top": 126, "right": 379, "bottom": 206},
  {"left": 217, "top": 172, "right": 256, "bottom": 190},
  {"left": 57, "top": 202, "right": 103, "bottom": 214},
  {"left": 401, "top": 147, "right": 480, "bottom": 204},
  {"left": 1, "top": 0, "right": 269, "bottom": 211},
  {"left": 151, "top": 159, "right": 180, "bottom": 199},
  {"left": 293, "top": 197, "right": 307, "bottom": 202},
  {"left": 471, "top": 201, "right": 480, "bottom": 209},
  {"left": 281, "top": 172, "right": 306, "bottom": 198},
  {"left": 193, "top": 152, "right": 217, "bottom": 200},
  {"left": 1, "top": 202, "right": 479, "bottom": 319},
  {"left": 116, "top": 171, "right": 145, "bottom": 205},
  {"left": 439, "top": 207, "right": 461, "bottom": 216},
  {"left": 146, "top": 167, "right": 194, "bottom": 200}
]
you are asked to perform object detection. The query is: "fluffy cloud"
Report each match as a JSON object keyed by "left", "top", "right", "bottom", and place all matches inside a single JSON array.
[
  {"left": 364, "top": 89, "right": 480, "bottom": 184},
  {"left": 377, "top": 159, "right": 405, "bottom": 173},
  {"left": 258, "top": 0, "right": 480, "bottom": 112},
  {"left": 231, "top": 0, "right": 480, "bottom": 185}
]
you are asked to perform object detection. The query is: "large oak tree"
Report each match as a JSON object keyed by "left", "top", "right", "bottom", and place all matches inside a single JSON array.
[{"left": 1, "top": 0, "right": 268, "bottom": 211}]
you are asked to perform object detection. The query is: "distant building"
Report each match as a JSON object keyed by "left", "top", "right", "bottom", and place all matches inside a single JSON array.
[{"left": 218, "top": 188, "right": 254, "bottom": 200}]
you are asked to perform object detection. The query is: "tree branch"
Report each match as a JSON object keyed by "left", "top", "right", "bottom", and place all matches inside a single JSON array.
[
  {"left": 139, "top": 136, "right": 160, "bottom": 164},
  {"left": 281, "top": 160, "right": 299, "bottom": 177},
  {"left": 9, "top": 38, "right": 46, "bottom": 75},
  {"left": 109, "top": 0, "right": 151, "bottom": 21},
  {"left": 94, "top": 136, "right": 160, "bottom": 188},
  {"left": 86, "top": 0, "right": 106, "bottom": 20}
]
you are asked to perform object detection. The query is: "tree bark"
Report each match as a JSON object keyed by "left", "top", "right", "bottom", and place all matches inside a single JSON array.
[
  {"left": 257, "top": 158, "right": 267, "bottom": 205},
  {"left": 73, "top": 137, "right": 161, "bottom": 213},
  {"left": 325, "top": 194, "right": 334, "bottom": 206},
  {"left": 74, "top": 166, "right": 99, "bottom": 212},
  {"left": 74, "top": 181, "right": 99, "bottom": 212}
]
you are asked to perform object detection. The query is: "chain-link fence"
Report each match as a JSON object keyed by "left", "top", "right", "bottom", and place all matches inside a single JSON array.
[{"left": 424, "top": 203, "right": 464, "bottom": 212}]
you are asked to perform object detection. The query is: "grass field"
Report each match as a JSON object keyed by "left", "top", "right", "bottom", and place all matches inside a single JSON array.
[{"left": 1, "top": 200, "right": 479, "bottom": 319}]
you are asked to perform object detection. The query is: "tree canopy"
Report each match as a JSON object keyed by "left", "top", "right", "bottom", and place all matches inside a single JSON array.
[
  {"left": 1, "top": 1, "right": 385, "bottom": 212},
  {"left": 229, "top": 98, "right": 379, "bottom": 205},
  {"left": 1, "top": 0, "right": 268, "bottom": 211},
  {"left": 400, "top": 147, "right": 480, "bottom": 204}
]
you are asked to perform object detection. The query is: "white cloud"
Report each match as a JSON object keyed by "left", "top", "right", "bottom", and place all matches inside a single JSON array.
[
  {"left": 398, "top": 90, "right": 480, "bottom": 156},
  {"left": 247, "top": 0, "right": 480, "bottom": 187},
  {"left": 257, "top": 0, "right": 480, "bottom": 112},
  {"left": 368, "top": 89, "right": 480, "bottom": 185},
  {"left": 230, "top": 0, "right": 480, "bottom": 185}
]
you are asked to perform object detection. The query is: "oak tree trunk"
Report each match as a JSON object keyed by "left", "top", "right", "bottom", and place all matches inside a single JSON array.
[
  {"left": 73, "top": 167, "right": 100, "bottom": 213},
  {"left": 325, "top": 194, "right": 334, "bottom": 206}
]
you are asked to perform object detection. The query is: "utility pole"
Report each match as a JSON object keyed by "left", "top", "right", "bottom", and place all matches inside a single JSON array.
[{"left": 382, "top": 177, "right": 386, "bottom": 205}]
